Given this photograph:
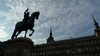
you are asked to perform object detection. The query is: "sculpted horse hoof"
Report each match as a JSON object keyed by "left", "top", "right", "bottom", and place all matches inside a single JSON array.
[{"left": 29, "top": 34, "right": 32, "bottom": 36}]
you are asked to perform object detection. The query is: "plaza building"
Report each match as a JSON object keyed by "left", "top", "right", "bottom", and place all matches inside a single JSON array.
[
  {"left": 31, "top": 17, "right": 100, "bottom": 56},
  {"left": 0, "top": 41, "right": 4, "bottom": 56}
]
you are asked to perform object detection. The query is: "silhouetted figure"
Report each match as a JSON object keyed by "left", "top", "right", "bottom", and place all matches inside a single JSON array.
[
  {"left": 23, "top": 9, "right": 30, "bottom": 23},
  {"left": 11, "top": 11, "right": 40, "bottom": 39}
]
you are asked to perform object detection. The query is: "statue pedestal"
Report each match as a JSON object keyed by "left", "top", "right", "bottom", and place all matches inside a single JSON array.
[{"left": 3, "top": 37, "right": 33, "bottom": 56}]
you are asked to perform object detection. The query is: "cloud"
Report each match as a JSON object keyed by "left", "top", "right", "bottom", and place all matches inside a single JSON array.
[
  {"left": 0, "top": 0, "right": 99, "bottom": 44},
  {"left": 0, "top": 29, "right": 8, "bottom": 38},
  {"left": 33, "top": 38, "right": 46, "bottom": 45},
  {"left": 0, "top": 24, "right": 8, "bottom": 38}
]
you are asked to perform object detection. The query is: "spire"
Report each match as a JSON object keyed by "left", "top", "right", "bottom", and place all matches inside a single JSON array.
[
  {"left": 50, "top": 27, "right": 52, "bottom": 37},
  {"left": 92, "top": 16, "right": 99, "bottom": 28},
  {"left": 47, "top": 27, "right": 54, "bottom": 43}
]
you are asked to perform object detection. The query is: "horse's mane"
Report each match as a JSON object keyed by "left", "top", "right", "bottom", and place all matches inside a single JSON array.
[
  {"left": 31, "top": 11, "right": 40, "bottom": 17},
  {"left": 31, "top": 12, "right": 37, "bottom": 17}
]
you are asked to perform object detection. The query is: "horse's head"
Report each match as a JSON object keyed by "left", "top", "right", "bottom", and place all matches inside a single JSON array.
[
  {"left": 31, "top": 11, "right": 40, "bottom": 20},
  {"left": 36, "top": 11, "right": 40, "bottom": 20}
]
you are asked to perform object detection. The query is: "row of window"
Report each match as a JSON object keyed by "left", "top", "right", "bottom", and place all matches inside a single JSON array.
[
  {"left": 32, "top": 39, "right": 100, "bottom": 56},
  {"left": 33, "top": 40, "right": 100, "bottom": 51},
  {"left": 33, "top": 46, "right": 100, "bottom": 55}
]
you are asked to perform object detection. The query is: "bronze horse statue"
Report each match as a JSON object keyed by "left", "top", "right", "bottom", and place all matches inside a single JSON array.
[{"left": 11, "top": 11, "right": 40, "bottom": 39}]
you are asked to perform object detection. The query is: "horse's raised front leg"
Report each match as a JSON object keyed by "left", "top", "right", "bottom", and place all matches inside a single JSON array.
[
  {"left": 25, "top": 30, "right": 27, "bottom": 37},
  {"left": 29, "top": 29, "right": 34, "bottom": 36}
]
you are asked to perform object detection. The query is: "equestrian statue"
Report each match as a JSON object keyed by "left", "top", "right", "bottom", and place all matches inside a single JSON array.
[{"left": 11, "top": 9, "right": 40, "bottom": 39}]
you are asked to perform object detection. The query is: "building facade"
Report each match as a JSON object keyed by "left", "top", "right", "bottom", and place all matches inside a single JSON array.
[
  {"left": 0, "top": 41, "right": 4, "bottom": 56},
  {"left": 31, "top": 17, "right": 100, "bottom": 56},
  {"left": 32, "top": 35, "right": 100, "bottom": 56}
]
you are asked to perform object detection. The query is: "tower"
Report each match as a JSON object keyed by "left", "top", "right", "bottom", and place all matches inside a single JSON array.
[
  {"left": 92, "top": 16, "right": 100, "bottom": 37},
  {"left": 47, "top": 27, "right": 54, "bottom": 43}
]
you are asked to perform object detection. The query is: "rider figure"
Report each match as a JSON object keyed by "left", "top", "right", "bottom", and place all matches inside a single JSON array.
[{"left": 23, "top": 9, "right": 30, "bottom": 23}]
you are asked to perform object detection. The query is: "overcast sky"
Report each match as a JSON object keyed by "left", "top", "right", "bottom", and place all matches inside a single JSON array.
[{"left": 0, "top": 0, "right": 100, "bottom": 44}]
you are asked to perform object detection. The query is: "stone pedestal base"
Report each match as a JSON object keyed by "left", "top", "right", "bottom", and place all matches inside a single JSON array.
[{"left": 3, "top": 37, "right": 33, "bottom": 56}]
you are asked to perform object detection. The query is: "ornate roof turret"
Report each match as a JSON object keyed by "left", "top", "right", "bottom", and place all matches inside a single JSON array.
[
  {"left": 47, "top": 27, "right": 54, "bottom": 43},
  {"left": 92, "top": 16, "right": 99, "bottom": 28},
  {"left": 92, "top": 16, "right": 100, "bottom": 37}
]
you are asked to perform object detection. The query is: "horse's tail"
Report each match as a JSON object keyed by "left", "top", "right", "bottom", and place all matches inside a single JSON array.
[{"left": 11, "top": 29, "right": 17, "bottom": 39}]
